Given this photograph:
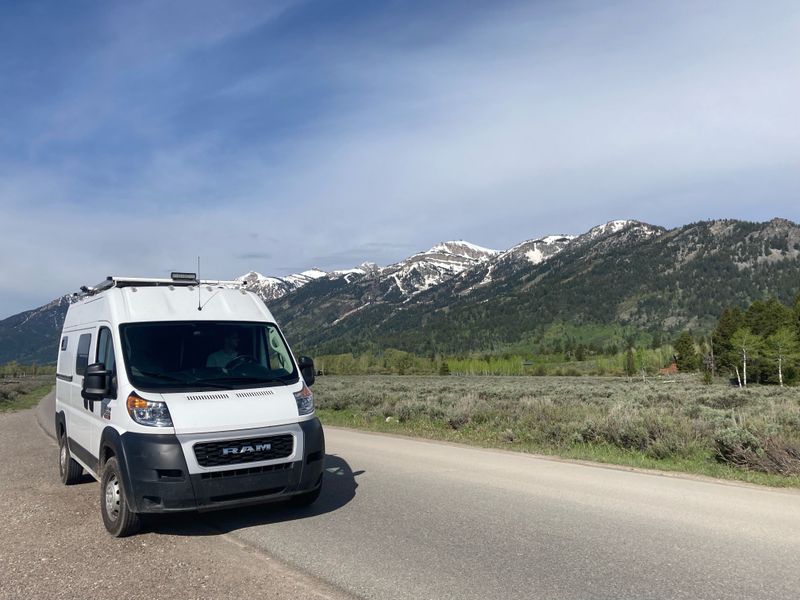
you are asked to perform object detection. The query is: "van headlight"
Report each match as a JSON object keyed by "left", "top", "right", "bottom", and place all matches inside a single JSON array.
[
  {"left": 127, "top": 392, "right": 173, "bottom": 427},
  {"left": 293, "top": 384, "right": 314, "bottom": 416}
]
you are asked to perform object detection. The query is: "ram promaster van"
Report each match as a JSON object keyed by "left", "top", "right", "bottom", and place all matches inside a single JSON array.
[{"left": 55, "top": 273, "right": 324, "bottom": 537}]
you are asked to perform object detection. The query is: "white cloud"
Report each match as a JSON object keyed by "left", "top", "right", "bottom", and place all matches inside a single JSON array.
[{"left": 2, "top": 0, "right": 800, "bottom": 317}]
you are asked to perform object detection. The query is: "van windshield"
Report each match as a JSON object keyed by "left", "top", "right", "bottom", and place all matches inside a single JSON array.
[{"left": 119, "top": 321, "right": 299, "bottom": 392}]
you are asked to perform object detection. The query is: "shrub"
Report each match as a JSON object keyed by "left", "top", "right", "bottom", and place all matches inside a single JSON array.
[
  {"left": 446, "top": 413, "right": 469, "bottom": 430},
  {"left": 714, "top": 426, "right": 762, "bottom": 466},
  {"left": 715, "top": 427, "right": 800, "bottom": 475},
  {"left": 701, "top": 393, "right": 748, "bottom": 410},
  {"left": 312, "top": 374, "right": 800, "bottom": 479},
  {"left": 499, "top": 428, "right": 516, "bottom": 443}
]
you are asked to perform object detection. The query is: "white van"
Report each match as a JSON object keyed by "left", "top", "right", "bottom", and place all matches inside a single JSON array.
[{"left": 55, "top": 274, "right": 324, "bottom": 537}]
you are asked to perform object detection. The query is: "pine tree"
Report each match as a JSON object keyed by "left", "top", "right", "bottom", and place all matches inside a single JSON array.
[
  {"left": 713, "top": 307, "right": 745, "bottom": 373},
  {"left": 624, "top": 348, "right": 636, "bottom": 377},
  {"left": 575, "top": 344, "right": 586, "bottom": 361},
  {"left": 745, "top": 297, "right": 793, "bottom": 338},
  {"left": 794, "top": 293, "right": 800, "bottom": 339},
  {"left": 674, "top": 331, "right": 700, "bottom": 372}
]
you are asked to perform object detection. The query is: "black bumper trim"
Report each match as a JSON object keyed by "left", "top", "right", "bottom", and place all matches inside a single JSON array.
[{"left": 120, "top": 418, "right": 325, "bottom": 513}]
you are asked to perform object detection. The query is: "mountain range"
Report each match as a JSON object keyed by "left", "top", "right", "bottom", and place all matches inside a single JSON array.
[{"left": 2, "top": 218, "right": 799, "bottom": 364}]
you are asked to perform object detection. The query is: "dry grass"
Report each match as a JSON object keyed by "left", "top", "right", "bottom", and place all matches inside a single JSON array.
[
  {"left": 0, "top": 376, "right": 53, "bottom": 412},
  {"left": 314, "top": 374, "right": 800, "bottom": 486}
]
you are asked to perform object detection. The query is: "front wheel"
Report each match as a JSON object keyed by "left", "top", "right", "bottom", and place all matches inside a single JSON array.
[
  {"left": 100, "top": 457, "right": 140, "bottom": 537},
  {"left": 58, "top": 431, "right": 83, "bottom": 485}
]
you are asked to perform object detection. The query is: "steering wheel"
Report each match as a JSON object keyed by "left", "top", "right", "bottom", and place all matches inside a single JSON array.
[{"left": 225, "top": 355, "right": 256, "bottom": 370}]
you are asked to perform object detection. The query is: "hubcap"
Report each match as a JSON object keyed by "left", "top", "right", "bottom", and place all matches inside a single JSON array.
[
  {"left": 104, "top": 475, "right": 120, "bottom": 521},
  {"left": 59, "top": 440, "right": 67, "bottom": 475}
]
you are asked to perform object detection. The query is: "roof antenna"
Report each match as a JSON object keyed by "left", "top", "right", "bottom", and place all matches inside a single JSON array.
[{"left": 197, "top": 256, "right": 202, "bottom": 312}]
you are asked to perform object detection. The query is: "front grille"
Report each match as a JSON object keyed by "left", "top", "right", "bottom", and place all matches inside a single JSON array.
[
  {"left": 194, "top": 434, "right": 294, "bottom": 467},
  {"left": 200, "top": 462, "right": 293, "bottom": 479}
]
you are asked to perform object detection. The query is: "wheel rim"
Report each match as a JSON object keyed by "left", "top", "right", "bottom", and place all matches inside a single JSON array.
[
  {"left": 104, "top": 474, "right": 121, "bottom": 521},
  {"left": 59, "top": 440, "right": 67, "bottom": 476}
]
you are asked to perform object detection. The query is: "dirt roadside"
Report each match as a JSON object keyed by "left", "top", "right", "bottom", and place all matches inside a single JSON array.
[{"left": 0, "top": 393, "right": 355, "bottom": 600}]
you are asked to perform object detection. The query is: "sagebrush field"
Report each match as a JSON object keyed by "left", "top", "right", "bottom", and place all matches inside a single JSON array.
[
  {"left": 314, "top": 374, "right": 800, "bottom": 487},
  {"left": 0, "top": 375, "right": 53, "bottom": 412}
]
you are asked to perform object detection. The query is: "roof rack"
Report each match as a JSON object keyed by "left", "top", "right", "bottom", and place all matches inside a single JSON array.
[{"left": 74, "top": 274, "right": 242, "bottom": 299}]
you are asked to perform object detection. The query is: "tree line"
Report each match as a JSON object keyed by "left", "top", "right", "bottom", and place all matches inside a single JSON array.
[
  {"left": 673, "top": 295, "right": 800, "bottom": 386},
  {"left": 0, "top": 362, "right": 55, "bottom": 378}
]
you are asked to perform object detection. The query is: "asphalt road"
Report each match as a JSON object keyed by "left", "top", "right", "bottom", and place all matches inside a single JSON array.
[
  {"left": 206, "top": 428, "right": 800, "bottom": 600},
  {"left": 35, "top": 392, "right": 800, "bottom": 599}
]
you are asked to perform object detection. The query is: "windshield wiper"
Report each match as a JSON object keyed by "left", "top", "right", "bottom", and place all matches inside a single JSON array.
[
  {"left": 135, "top": 370, "right": 184, "bottom": 382},
  {"left": 134, "top": 371, "right": 236, "bottom": 390},
  {"left": 196, "top": 376, "right": 288, "bottom": 386}
]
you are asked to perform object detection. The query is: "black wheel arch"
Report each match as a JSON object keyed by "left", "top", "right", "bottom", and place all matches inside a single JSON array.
[
  {"left": 55, "top": 410, "right": 67, "bottom": 439},
  {"left": 99, "top": 427, "right": 138, "bottom": 512}
]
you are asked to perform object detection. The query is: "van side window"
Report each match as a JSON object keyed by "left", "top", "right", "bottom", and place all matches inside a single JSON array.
[
  {"left": 75, "top": 333, "right": 92, "bottom": 376},
  {"left": 96, "top": 328, "right": 116, "bottom": 373},
  {"left": 267, "top": 328, "right": 292, "bottom": 372},
  {"left": 61, "top": 337, "right": 68, "bottom": 351}
]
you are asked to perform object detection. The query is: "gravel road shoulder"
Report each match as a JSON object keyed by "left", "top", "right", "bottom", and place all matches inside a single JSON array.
[{"left": 0, "top": 393, "right": 355, "bottom": 600}]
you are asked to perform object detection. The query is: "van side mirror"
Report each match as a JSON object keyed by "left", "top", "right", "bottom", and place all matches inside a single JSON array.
[
  {"left": 81, "top": 362, "right": 113, "bottom": 400},
  {"left": 298, "top": 356, "right": 315, "bottom": 386}
]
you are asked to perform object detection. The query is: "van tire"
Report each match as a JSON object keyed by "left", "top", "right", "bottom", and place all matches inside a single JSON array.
[
  {"left": 100, "top": 457, "right": 140, "bottom": 537},
  {"left": 289, "top": 484, "right": 322, "bottom": 507},
  {"left": 58, "top": 431, "right": 83, "bottom": 485}
]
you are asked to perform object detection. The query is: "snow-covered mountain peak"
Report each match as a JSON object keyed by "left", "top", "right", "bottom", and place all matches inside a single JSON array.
[
  {"left": 585, "top": 220, "right": 636, "bottom": 240},
  {"left": 575, "top": 220, "right": 663, "bottom": 246},
  {"left": 358, "top": 261, "right": 379, "bottom": 272},
  {"left": 238, "top": 223, "right": 666, "bottom": 306},
  {"left": 238, "top": 268, "right": 330, "bottom": 302},
  {"left": 375, "top": 240, "right": 498, "bottom": 299},
  {"left": 423, "top": 240, "right": 499, "bottom": 261},
  {"left": 236, "top": 271, "right": 281, "bottom": 285},
  {"left": 539, "top": 234, "right": 576, "bottom": 245},
  {"left": 284, "top": 268, "right": 326, "bottom": 286}
]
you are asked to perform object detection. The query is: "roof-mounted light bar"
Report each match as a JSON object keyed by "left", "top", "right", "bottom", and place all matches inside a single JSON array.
[{"left": 171, "top": 271, "right": 198, "bottom": 282}]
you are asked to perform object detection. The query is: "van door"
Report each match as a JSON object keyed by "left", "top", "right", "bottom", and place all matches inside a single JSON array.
[
  {"left": 68, "top": 330, "right": 96, "bottom": 470},
  {"left": 55, "top": 334, "right": 73, "bottom": 420},
  {"left": 90, "top": 326, "right": 118, "bottom": 452}
]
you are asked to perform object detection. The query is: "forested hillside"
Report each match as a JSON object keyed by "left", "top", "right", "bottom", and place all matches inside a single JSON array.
[
  {"left": 0, "top": 296, "right": 71, "bottom": 365},
  {"left": 2, "top": 218, "right": 799, "bottom": 365},
  {"left": 273, "top": 219, "right": 800, "bottom": 356}
]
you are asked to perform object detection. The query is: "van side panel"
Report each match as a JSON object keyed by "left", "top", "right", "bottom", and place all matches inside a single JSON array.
[
  {"left": 55, "top": 333, "right": 74, "bottom": 437},
  {"left": 63, "top": 326, "right": 97, "bottom": 471}
]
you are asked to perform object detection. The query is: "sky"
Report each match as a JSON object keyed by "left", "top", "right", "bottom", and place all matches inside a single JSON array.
[{"left": 1, "top": 0, "right": 799, "bottom": 318}]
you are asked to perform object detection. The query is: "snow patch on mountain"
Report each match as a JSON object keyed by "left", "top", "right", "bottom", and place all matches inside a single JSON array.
[
  {"left": 382, "top": 240, "right": 498, "bottom": 299},
  {"left": 287, "top": 269, "right": 326, "bottom": 283},
  {"left": 575, "top": 220, "right": 662, "bottom": 246},
  {"left": 504, "top": 234, "right": 575, "bottom": 265},
  {"left": 239, "top": 222, "right": 665, "bottom": 306},
  {"left": 237, "top": 269, "right": 329, "bottom": 302},
  {"left": 333, "top": 262, "right": 377, "bottom": 277},
  {"left": 425, "top": 240, "right": 499, "bottom": 260}
]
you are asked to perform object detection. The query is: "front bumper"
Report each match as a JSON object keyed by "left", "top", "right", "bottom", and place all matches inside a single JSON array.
[{"left": 119, "top": 418, "right": 325, "bottom": 513}]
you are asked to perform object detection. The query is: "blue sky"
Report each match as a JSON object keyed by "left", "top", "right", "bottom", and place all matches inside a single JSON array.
[{"left": 1, "top": 0, "right": 799, "bottom": 318}]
